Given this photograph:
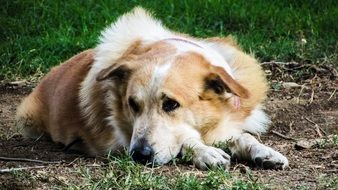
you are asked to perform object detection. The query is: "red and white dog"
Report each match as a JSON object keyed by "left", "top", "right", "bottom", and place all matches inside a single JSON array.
[{"left": 16, "top": 7, "right": 288, "bottom": 170}]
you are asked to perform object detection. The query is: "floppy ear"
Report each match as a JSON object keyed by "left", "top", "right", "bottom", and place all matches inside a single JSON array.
[
  {"left": 96, "top": 64, "right": 132, "bottom": 82},
  {"left": 204, "top": 68, "right": 249, "bottom": 109},
  {"left": 203, "top": 36, "right": 249, "bottom": 101},
  {"left": 208, "top": 66, "right": 249, "bottom": 99}
]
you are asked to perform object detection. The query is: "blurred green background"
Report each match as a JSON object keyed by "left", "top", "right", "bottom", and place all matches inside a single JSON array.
[{"left": 1, "top": 0, "right": 337, "bottom": 79}]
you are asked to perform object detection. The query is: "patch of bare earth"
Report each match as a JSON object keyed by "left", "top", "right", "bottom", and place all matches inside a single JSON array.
[{"left": 0, "top": 63, "right": 337, "bottom": 189}]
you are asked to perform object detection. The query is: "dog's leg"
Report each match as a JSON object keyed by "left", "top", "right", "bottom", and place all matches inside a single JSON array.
[
  {"left": 181, "top": 137, "right": 231, "bottom": 170},
  {"left": 229, "top": 133, "right": 288, "bottom": 169}
]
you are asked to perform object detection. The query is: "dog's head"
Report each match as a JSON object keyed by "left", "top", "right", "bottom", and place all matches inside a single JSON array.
[{"left": 94, "top": 8, "right": 250, "bottom": 165}]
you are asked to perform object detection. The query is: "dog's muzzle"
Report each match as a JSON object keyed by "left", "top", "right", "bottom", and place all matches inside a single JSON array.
[{"left": 130, "top": 138, "right": 154, "bottom": 164}]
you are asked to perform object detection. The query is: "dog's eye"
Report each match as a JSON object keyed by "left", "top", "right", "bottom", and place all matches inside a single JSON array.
[
  {"left": 128, "top": 97, "right": 140, "bottom": 113},
  {"left": 162, "top": 99, "right": 180, "bottom": 112}
]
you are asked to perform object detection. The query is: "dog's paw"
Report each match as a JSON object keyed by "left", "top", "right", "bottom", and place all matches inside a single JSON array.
[
  {"left": 192, "top": 145, "right": 231, "bottom": 170},
  {"left": 250, "top": 144, "right": 289, "bottom": 170}
]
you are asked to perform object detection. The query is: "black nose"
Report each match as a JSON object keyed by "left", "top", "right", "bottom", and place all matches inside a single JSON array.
[{"left": 130, "top": 139, "right": 154, "bottom": 164}]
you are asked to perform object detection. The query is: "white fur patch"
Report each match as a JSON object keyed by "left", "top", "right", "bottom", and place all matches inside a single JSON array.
[
  {"left": 150, "top": 62, "right": 172, "bottom": 89},
  {"left": 203, "top": 105, "right": 270, "bottom": 145},
  {"left": 95, "top": 7, "right": 173, "bottom": 70},
  {"left": 165, "top": 39, "right": 235, "bottom": 78},
  {"left": 242, "top": 105, "right": 270, "bottom": 134}
]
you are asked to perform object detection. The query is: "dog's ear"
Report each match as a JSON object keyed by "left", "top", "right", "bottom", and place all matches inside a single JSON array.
[
  {"left": 203, "top": 36, "right": 249, "bottom": 107},
  {"left": 204, "top": 67, "right": 249, "bottom": 109},
  {"left": 206, "top": 66, "right": 249, "bottom": 99},
  {"left": 96, "top": 64, "right": 132, "bottom": 82}
]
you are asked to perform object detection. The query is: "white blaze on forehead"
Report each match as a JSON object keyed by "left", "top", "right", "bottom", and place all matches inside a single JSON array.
[
  {"left": 150, "top": 62, "right": 173, "bottom": 89},
  {"left": 164, "top": 38, "right": 235, "bottom": 78}
]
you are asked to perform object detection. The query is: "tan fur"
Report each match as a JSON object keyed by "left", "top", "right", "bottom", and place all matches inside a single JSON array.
[
  {"left": 16, "top": 39, "right": 265, "bottom": 154},
  {"left": 16, "top": 50, "right": 104, "bottom": 151},
  {"left": 16, "top": 8, "right": 288, "bottom": 169}
]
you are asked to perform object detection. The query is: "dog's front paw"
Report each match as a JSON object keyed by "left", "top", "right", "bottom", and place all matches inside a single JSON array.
[
  {"left": 192, "top": 145, "right": 231, "bottom": 170},
  {"left": 250, "top": 144, "right": 289, "bottom": 170}
]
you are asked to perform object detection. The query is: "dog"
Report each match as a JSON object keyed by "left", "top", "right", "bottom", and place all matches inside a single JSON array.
[{"left": 16, "top": 7, "right": 288, "bottom": 170}]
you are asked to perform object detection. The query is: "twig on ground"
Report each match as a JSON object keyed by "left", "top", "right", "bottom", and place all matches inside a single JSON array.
[
  {"left": 288, "top": 121, "right": 295, "bottom": 135},
  {"left": 296, "top": 85, "right": 306, "bottom": 104},
  {"left": 65, "top": 157, "right": 81, "bottom": 167},
  {"left": 261, "top": 61, "right": 298, "bottom": 66},
  {"left": 86, "top": 163, "right": 107, "bottom": 167},
  {"left": 327, "top": 89, "right": 336, "bottom": 101},
  {"left": 0, "top": 166, "right": 46, "bottom": 173},
  {"left": 233, "top": 164, "right": 250, "bottom": 174},
  {"left": 309, "top": 89, "right": 315, "bottom": 104},
  {"left": 261, "top": 61, "right": 305, "bottom": 71},
  {"left": 270, "top": 130, "right": 297, "bottom": 141},
  {"left": 0, "top": 156, "right": 63, "bottom": 164},
  {"left": 261, "top": 61, "right": 287, "bottom": 65},
  {"left": 34, "top": 133, "right": 45, "bottom": 142},
  {"left": 304, "top": 117, "right": 326, "bottom": 137}
]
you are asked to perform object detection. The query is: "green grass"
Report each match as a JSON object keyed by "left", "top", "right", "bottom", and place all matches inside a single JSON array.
[
  {"left": 317, "top": 134, "right": 338, "bottom": 149},
  {"left": 1, "top": 1, "right": 337, "bottom": 188},
  {"left": 63, "top": 153, "right": 266, "bottom": 190},
  {"left": 1, "top": 0, "right": 337, "bottom": 80}
]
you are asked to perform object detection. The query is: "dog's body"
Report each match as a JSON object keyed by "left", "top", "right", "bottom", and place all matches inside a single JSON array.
[{"left": 16, "top": 8, "right": 288, "bottom": 169}]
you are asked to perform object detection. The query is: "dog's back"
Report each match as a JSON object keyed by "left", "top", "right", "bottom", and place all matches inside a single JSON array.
[{"left": 16, "top": 50, "right": 94, "bottom": 145}]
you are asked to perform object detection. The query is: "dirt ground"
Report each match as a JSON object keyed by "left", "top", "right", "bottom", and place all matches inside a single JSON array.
[{"left": 0, "top": 62, "right": 337, "bottom": 189}]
